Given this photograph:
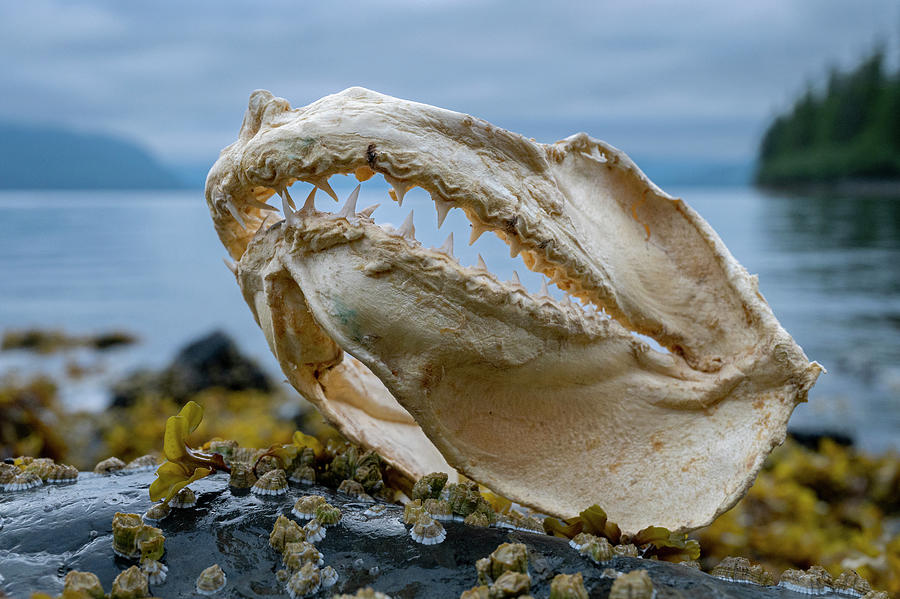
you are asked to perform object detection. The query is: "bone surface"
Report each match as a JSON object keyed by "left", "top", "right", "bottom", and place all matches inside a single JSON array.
[{"left": 205, "top": 87, "right": 822, "bottom": 533}]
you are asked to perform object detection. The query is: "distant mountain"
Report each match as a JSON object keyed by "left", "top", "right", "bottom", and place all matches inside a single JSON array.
[
  {"left": 165, "top": 161, "right": 216, "bottom": 189},
  {"left": 0, "top": 121, "right": 187, "bottom": 189}
]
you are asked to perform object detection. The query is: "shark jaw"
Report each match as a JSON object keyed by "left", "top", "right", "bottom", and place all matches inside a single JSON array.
[{"left": 206, "top": 87, "right": 822, "bottom": 533}]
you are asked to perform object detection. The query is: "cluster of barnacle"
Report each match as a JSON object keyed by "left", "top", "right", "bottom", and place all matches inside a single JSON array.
[
  {"left": 3, "top": 452, "right": 153, "bottom": 493},
  {"left": 27, "top": 567, "right": 158, "bottom": 599},
  {"left": 544, "top": 504, "right": 700, "bottom": 564},
  {"left": 458, "top": 542, "right": 635, "bottom": 599},
  {"left": 0, "top": 456, "right": 77, "bottom": 491},
  {"left": 400, "top": 472, "right": 550, "bottom": 547},
  {"left": 109, "top": 509, "right": 228, "bottom": 596},
  {"left": 695, "top": 438, "right": 900, "bottom": 596},
  {"left": 270, "top": 494, "right": 340, "bottom": 598},
  {"left": 709, "top": 556, "right": 888, "bottom": 598},
  {"left": 111, "top": 512, "right": 167, "bottom": 587}
]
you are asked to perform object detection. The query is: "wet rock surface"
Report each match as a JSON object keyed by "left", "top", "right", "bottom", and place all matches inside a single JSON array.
[
  {"left": 0, "top": 471, "right": 858, "bottom": 598},
  {"left": 111, "top": 330, "right": 271, "bottom": 406}
]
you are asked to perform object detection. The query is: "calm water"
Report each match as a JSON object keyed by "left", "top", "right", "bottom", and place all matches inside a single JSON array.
[{"left": 0, "top": 186, "right": 897, "bottom": 450}]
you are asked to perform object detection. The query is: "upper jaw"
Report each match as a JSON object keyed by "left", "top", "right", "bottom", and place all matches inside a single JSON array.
[{"left": 207, "top": 87, "right": 790, "bottom": 373}]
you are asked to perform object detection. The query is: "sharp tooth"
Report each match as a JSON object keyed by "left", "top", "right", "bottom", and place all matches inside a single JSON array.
[
  {"left": 436, "top": 232, "right": 454, "bottom": 257},
  {"left": 359, "top": 203, "right": 380, "bottom": 218},
  {"left": 282, "top": 187, "right": 296, "bottom": 210},
  {"left": 539, "top": 279, "right": 550, "bottom": 298},
  {"left": 308, "top": 176, "right": 339, "bottom": 201},
  {"left": 299, "top": 187, "right": 318, "bottom": 214},
  {"left": 469, "top": 222, "right": 489, "bottom": 245},
  {"left": 224, "top": 198, "right": 247, "bottom": 230},
  {"left": 247, "top": 197, "right": 278, "bottom": 212},
  {"left": 434, "top": 198, "right": 452, "bottom": 228},
  {"left": 385, "top": 174, "right": 411, "bottom": 206},
  {"left": 476, "top": 254, "right": 488, "bottom": 271},
  {"left": 510, "top": 270, "right": 521, "bottom": 287},
  {"left": 508, "top": 237, "right": 523, "bottom": 258},
  {"left": 223, "top": 257, "right": 237, "bottom": 275},
  {"left": 397, "top": 210, "right": 415, "bottom": 239},
  {"left": 279, "top": 191, "right": 294, "bottom": 220},
  {"left": 338, "top": 184, "right": 360, "bottom": 219}
]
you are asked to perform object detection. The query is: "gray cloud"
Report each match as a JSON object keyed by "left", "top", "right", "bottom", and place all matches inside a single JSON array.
[{"left": 1, "top": 1, "right": 896, "bottom": 165}]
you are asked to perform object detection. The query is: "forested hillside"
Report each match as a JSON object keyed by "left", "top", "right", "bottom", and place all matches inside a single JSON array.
[{"left": 757, "top": 47, "right": 900, "bottom": 186}]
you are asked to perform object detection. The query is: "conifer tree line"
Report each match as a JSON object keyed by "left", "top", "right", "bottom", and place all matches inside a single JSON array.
[{"left": 757, "top": 44, "right": 900, "bottom": 185}]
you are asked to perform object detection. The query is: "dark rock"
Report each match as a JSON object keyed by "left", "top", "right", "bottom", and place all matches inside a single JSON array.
[
  {"left": 787, "top": 429, "right": 855, "bottom": 449},
  {"left": 111, "top": 331, "right": 271, "bottom": 407},
  {"left": 0, "top": 470, "right": 854, "bottom": 598}
]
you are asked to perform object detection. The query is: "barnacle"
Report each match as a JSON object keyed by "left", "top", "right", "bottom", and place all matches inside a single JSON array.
[
  {"left": 169, "top": 487, "right": 197, "bottom": 508},
  {"left": 148, "top": 401, "right": 228, "bottom": 504},
  {"left": 710, "top": 556, "right": 775, "bottom": 586},
  {"left": 124, "top": 454, "right": 158, "bottom": 472},
  {"left": 110, "top": 565, "right": 149, "bottom": 599},
  {"left": 575, "top": 534, "right": 614, "bottom": 564},
  {"left": 313, "top": 502, "right": 342, "bottom": 526},
  {"left": 228, "top": 461, "right": 257, "bottom": 489},
  {"left": 140, "top": 558, "right": 168, "bottom": 585},
  {"left": 195, "top": 564, "right": 227, "bottom": 596},
  {"left": 44, "top": 463, "right": 78, "bottom": 483},
  {"left": 337, "top": 479, "right": 373, "bottom": 501},
  {"left": 94, "top": 456, "right": 126, "bottom": 474},
  {"left": 251, "top": 468, "right": 289, "bottom": 496},
  {"left": 608, "top": 570, "right": 653, "bottom": 599},
  {"left": 142, "top": 502, "right": 170, "bottom": 523},
  {"left": 286, "top": 562, "right": 321, "bottom": 598},
  {"left": 411, "top": 472, "right": 449, "bottom": 502},
  {"left": 289, "top": 464, "right": 316, "bottom": 485},
  {"left": 363, "top": 504, "right": 388, "bottom": 518},
  {"left": 62, "top": 571, "right": 105, "bottom": 599},
  {"left": 2, "top": 470, "right": 41, "bottom": 492},
  {"left": 206, "top": 87, "right": 821, "bottom": 533},
  {"left": 320, "top": 565, "right": 338, "bottom": 588},
  {"left": 409, "top": 512, "right": 447, "bottom": 545},
  {"left": 549, "top": 572, "right": 589, "bottom": 599},
  {"left": 270, "top": 514, "right": 306, "bottom": 552},
  {"left": 489, "top": 570, "right": 532, "bottom": 597},
  {"left": 613, "top": 544, "right": 639, "bottom": 558},
  {"left": 778, "top": 566, "right": 834, "bottom": 594},
  {"left": 423, "top": 498, "right": 453, "bottom": 521},
  {"left": 292, "top": 494, "right": 327, "bottom": 520},
  {"left": 834, "top": 569, "right": 872, "bottom": 596},
  {"left": 303, "top": 518, "right": 326, "bottom": 543},
  {"left": 282, "top": 541, "right": 324, "bottom": 570},
  {"left": 463, "top": 511, "right": 491, "bottom": 528},
  {"left": 0, "top": 462, "right": 18, "bottom": 485},
  {"left": 403, "top": 500, "right": 425, "bottom": 525},
  {"left": 111, "top": 512, "right": 145, "bottom": 559},
  {"left": 476, "top": 543, "right": 529, "bottom": 585}
]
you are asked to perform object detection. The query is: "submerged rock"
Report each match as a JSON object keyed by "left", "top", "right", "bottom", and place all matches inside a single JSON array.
[
  {"left": 111, "top": 330, "right": 271, "bottom": 406},
  {"left": 0, "top": 469, "right": 869, "bottom": 598}
]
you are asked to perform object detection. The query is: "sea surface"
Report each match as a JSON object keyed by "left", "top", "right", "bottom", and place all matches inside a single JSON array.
[{"left": 0, "top": 185, "right": 898, "bottom": 450}]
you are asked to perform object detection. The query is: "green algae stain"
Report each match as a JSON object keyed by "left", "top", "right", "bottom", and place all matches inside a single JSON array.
[{"left": 333, "top": 298, "right": 363, "bottom": 342}]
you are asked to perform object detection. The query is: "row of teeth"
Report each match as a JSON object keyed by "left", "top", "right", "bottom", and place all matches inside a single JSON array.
[{"left": 226, "top": 177, "right": 604, "bottom": 315}]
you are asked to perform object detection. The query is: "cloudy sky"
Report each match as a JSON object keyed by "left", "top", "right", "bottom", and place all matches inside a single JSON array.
[{"left": 1, "top": 1, "right": 897, "bottom": 168}]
